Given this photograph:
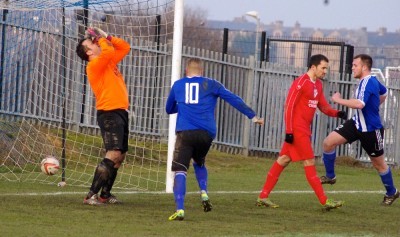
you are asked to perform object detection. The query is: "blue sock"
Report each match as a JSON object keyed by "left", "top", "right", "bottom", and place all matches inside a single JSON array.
[
  {"left": 323, "top": 150, "right": 336, "bottom": 179},
  {"left": 173, "top": 172, "right": 187, "bottom": 210},
  {"left": 380, "top": 167, "right": 396, "bottom": 196},
  {"left": 193, "top": 162, "right": 208, "bottom": 192}
]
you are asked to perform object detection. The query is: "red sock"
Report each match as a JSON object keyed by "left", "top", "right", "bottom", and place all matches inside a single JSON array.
[
  {"left": 259, "top": 162, "right": 284, "bottom": 199},
  {"left": 304, "top": 165, "right": 327, "bottom": 205}
]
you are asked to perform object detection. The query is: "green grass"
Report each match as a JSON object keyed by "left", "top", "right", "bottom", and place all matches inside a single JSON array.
[{"left": 1, "top": 152, "right": 400, "bottom": 237}]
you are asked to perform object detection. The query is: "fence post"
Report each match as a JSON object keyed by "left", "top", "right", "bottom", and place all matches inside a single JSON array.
[
  {"left": 242, "top": 56, "right": 256, "bottom": 156},
  {"left": 394, "top": 90, "right": 400, "bottom": 165}
]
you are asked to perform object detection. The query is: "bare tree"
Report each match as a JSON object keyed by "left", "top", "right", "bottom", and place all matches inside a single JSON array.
[{"left": 182, "top": 7, "right": 223, "bottom": 53}]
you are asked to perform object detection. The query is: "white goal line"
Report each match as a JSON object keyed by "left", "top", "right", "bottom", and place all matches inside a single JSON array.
[{"left": 0, "top": 190, "right": 385, "bottom": 196}]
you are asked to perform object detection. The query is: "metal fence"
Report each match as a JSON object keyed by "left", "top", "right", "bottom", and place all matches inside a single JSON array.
[{"left": 1, "top": 24, "right": 400, "bottom": 165}]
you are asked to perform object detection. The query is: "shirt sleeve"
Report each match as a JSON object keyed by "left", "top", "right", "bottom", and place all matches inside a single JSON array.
[
  {"left": 110, "top": 36, "right": 131, "bottom": 63},
  {"left": 378, "top": 80, "right": 388, "bottom": 96},
  {"left": 214, "top": 80, "right": 256, "bottom": 119},
  {"left": 284, "top": 81, "right": 301, "bottom": 133},
  {"left": 317, "top": 90, "right": 339, "bottom": 117},
  {"left": 165, "top": 85, "right": 178, "bottom": 114},
  {"left": 89, "top": 38, "right": 115, "bottom": 73}
]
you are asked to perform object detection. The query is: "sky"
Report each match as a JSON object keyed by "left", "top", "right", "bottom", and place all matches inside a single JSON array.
[{"left": 184, "top": 0, "right": 399, "bottom": 32}]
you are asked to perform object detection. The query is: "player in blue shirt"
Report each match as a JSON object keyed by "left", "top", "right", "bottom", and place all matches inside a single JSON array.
[
  {"left": 166, "top": 58, "right": 264, "bottom": 220},
  {"left": 320, "top": 54, "right": 399, "bottom": 205}
]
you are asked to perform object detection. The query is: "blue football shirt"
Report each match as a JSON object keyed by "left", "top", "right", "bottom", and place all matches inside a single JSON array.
[
  {"left": 166, "top": 76, "right": 256, "bottom": 138},
  {"left": 352, "top": 75, "right": 387, "bottom": 132}
]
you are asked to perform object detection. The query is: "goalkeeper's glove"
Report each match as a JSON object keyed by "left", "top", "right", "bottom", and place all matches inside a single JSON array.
[
  {"left": 93, "top": 27, "right": 111, "bottom": 40},
  {"left": 85, "top": 27, "right": 100, "bottom": 42},
  {"left": 285, "top": 133, "right": 294, "bottom": 144},
  {"left": 337, "top": 110, "right": 347, "bottom": 120},
  {"left": 85, "top": 27, "right": 111, "bottom": 42}
]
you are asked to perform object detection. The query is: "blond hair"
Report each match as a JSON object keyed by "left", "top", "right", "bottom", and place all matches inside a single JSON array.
[{"left": 186, "top": 58, "right": 203, "bottom": 75}]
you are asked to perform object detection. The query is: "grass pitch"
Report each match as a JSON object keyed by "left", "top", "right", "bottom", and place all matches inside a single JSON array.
[{"left": 1, "top": 151, "right": 400, "bottom": 237}]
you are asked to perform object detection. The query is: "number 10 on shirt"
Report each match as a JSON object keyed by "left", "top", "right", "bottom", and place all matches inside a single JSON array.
[{"left": 186, "top": 83, "right": 199, "bottom": 104}]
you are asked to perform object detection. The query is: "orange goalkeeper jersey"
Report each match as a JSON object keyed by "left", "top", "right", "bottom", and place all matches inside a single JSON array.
[{"left": 86, "top": 37, "right": 130, "bottom": 111}]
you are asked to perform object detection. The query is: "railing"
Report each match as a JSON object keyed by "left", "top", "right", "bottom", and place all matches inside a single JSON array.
[{"left": 1, "top": 24, "right": 399, "bottom": 165}]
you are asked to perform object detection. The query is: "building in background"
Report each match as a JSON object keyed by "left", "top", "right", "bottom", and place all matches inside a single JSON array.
[{"left": 187, "top": 18, "right": 400, "bottom": 69}]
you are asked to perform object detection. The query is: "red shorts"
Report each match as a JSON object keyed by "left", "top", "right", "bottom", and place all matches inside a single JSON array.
[{"left": 279, "top": 133, "right": 314, "bottom": 162}]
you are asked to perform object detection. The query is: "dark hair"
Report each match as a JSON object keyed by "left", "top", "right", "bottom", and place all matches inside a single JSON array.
[
  {"left": 354, "top": 54, "right": 373, "bottom": 70},
  {"left": 76, "top": 38, "right": 89, "bottom": 61},
  {"left": 307, "top": 54, "right": 329, "bottom": 69}
]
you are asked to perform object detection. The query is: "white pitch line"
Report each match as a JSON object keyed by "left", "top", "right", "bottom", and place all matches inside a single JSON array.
[{"left": 0, "top": 190, "right": 385, "bottom": 196}]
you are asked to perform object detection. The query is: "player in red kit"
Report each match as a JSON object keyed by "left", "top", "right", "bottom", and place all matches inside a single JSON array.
[{"left": 256, "top": 54, "right": 346, "bottom": 211}]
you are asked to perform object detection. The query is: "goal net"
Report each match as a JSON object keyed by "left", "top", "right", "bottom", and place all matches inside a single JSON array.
[{"left": 0, "top": 0, "right": 176, "bottom": 191}]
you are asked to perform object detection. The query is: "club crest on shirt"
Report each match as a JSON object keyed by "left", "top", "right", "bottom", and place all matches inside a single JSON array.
[
  {"left": 297, "top": 85, "right": 301, "bottom": 90},
  {"left": 314, "top": 88, "right": 318, "bottom": 98}
]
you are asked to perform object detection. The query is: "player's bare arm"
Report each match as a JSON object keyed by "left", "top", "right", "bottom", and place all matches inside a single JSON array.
[{"left": 331, "top": 92, "right": 364, "bottom": 109}]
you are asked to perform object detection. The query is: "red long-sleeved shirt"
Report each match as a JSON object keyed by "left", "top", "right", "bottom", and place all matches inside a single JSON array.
[
  {"left": 86, "top": 37, "right": 130, "bottom": 111},
  {"left": 284, "top": 73, "right": 339, "bottom": 135}
]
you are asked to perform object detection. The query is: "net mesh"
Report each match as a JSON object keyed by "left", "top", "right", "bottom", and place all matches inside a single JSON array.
[{"left": 0, "top": 0, "right": 175, "bottom": 191}]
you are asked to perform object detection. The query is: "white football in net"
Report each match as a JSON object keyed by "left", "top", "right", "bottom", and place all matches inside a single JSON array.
[{"left": 41, "top": 156, "right": 60, "bottom": 176}]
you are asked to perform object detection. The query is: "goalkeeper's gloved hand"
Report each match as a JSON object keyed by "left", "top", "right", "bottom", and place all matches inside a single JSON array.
[
  {"left": 285, "top": 133, "right": 294, "bottom": 144},
  {"left": 92, "top": 27, "right": 111, "bottom": 40},
  {"left": 337, "top": 110, "right": 347, "bottom": 120},
  {"left": 85, "top": 27, "right": 111, "bottom": 42},
  {"left": 85, "top": 27, "right": 101, "bottom": 42}
]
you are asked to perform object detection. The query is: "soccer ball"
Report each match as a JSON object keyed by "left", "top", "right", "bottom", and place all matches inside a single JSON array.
[{"left": 41, "top": 156, "right": 60, "bottom": 176}]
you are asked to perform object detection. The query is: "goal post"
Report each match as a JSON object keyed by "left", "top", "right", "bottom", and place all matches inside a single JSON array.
[
  {"left": 165, "top": 0, "right": 184, "bottom": 193},
  {"left": 0, "top": 0, "right": 180, "bottom": 192}
]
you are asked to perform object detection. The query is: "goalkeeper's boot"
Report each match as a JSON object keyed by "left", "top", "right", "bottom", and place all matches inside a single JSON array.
[
  {"left": 320, "top": 176, "right": 336, "bottom": 185},
  {"left": 83, "top": 194, "right": 103, "bottom": 206},
  {"left": 168, "top": 209, "right": 184, "bottom": 221},
  {"left": 99, "top": 194, "right": 122, "bottom": 204},
  {"left": 201, "top": 192, "right": 213, "bottom": 212},
  {"left": 256, "top": 197, "right": 279, "bottom": 208},
  {"left": 381, "top": 189, "right": 400, "bottom": 206},
  {"left": 322, "top": 199, "right": 344, "bottom": 211}
]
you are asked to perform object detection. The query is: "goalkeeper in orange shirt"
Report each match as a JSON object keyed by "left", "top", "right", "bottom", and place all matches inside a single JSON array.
[{"left": 76, "top": 27, "right": 130, "bottom": 205}]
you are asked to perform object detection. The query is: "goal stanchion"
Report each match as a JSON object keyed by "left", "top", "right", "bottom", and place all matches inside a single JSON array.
[
  {"left": 165, "top": 0, "right": 184, "bottom": 193},
  {"left": 0, "top": 0, "right": 177, "bottom": 192}
]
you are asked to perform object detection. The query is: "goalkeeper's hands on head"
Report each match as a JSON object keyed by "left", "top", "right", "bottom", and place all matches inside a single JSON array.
[
  {"left": 85, "top": 27, "right": 112, "bottom": 43},
  {"left": 93, "top": 27, "right": 112, "bottom": 40}
]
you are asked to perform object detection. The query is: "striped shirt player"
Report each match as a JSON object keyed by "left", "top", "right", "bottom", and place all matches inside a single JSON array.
[
  {"left": 321, "top": 54, "right": 399, "bottom": 206},
  {"left": 352, "top": 75, "right": 387, "bottom": 132},
  {"left": 166, "top": 58, "right": 264, "bottom": 220}
]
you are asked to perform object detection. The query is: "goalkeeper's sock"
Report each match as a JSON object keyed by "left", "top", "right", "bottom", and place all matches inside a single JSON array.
[
  {"left": 88, "top": 158, "right": 114, "bottom": 196},
  {"left": 305, "top": 165, "right": 327, "bottom": 205},
  {"left": 173, "top": 172, "right": 187, "bottom": 210},
  {"left": 259, "top": 161, "right": 284, "bottom": 199},
  {"left": 101, "top": 166, "right": 118, "bottom": 198},
  {"left": 322, "top": 150, "right": 336, "bottom": 179},
  {"left": 193, "top": 162, "right": 208, "bottom": 191},
  {"left": 379, "top": 167, "right": 396, "bottom": 196}
]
